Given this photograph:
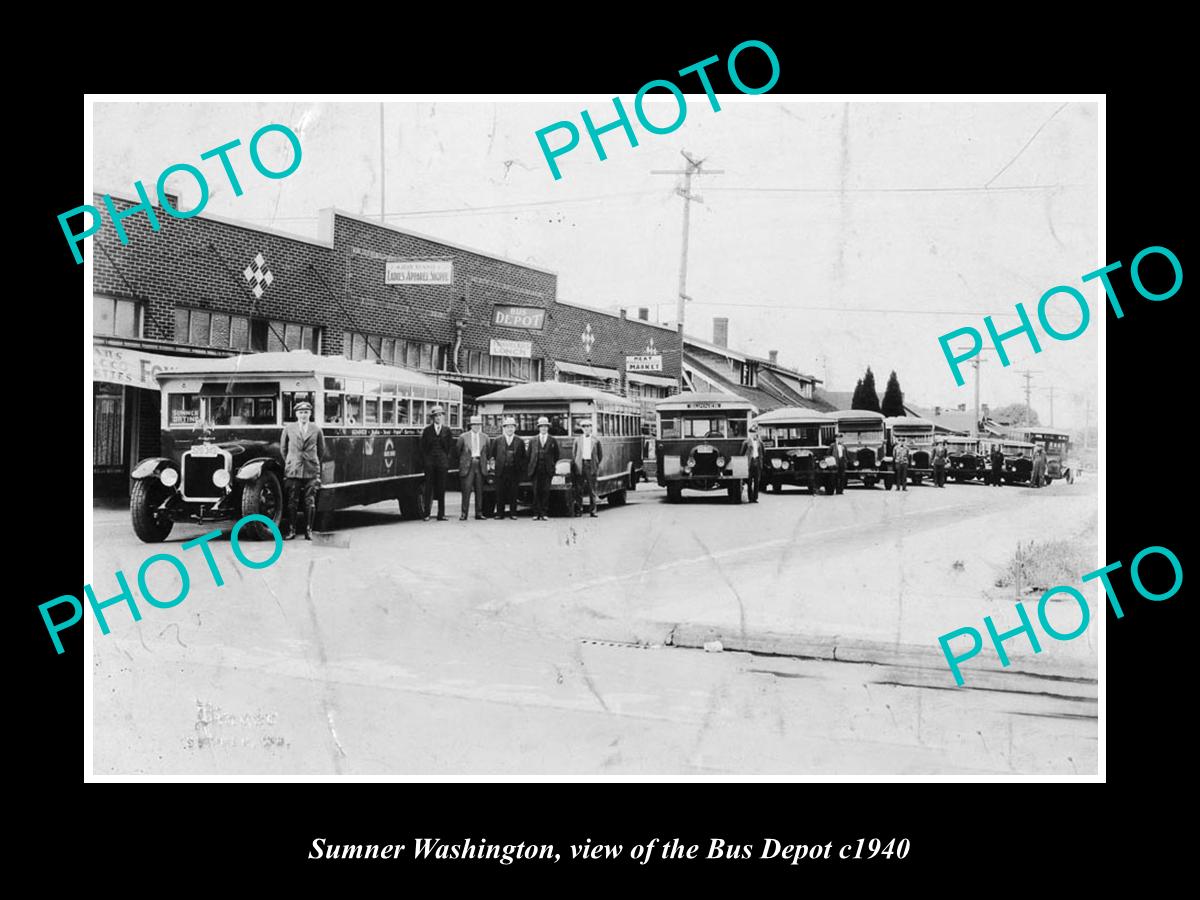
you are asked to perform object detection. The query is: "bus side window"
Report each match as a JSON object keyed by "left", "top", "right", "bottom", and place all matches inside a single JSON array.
[
  {"left": 660, "top": 416, "right": 678, "bottom": 439},
  {"left": 283, "top": 392, "right": 314, "bottom": 422},
  {"left": 324, "top": 393, "right": 343, "bottom": 424},
  {"left": 729, "top": 418, "right": 748, "bottom": 438},
  {"left": 381, "top": 397, "right": 395, "bottom": 425}
]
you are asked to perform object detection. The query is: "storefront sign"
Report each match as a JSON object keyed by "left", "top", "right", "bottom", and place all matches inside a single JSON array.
[
  {"left": 492, "top": 305, "right": 546, "bottom": 330},
  {"left": 626, "top": 354, "right": 663, "bottom": 372},
  {"left": 93, "top": 344, "right": 179, "bottom": 390},
  {"left": 490, "top": 339, "right": 532, "bottom": 358},
  {"left": 385, "top": 260, "right": 454, "bottom": 285}
]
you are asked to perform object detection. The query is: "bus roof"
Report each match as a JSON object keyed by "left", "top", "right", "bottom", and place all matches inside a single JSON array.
[
  {"left": 1003, "top": 440, "right": 1036, "bottom": 449},
  {"left": 656, "top": 391, "right": 757, "bottom": 413},
  {"left": 833, "top": 409, "right": 887, "bottom": 424},
  {"left": 886, "top": 415, "right": 934, "bottom": 428},
  {"left": 754, "top": 407, "right": 836, "bottom": 426},
  {"left": 1012, "top": 426, "right": 1070, "bottom": 438},
  {"left": 477, "top": 380, "right": 639, "bottom": 411},
  {"left": 155, "top": 350, "right": 461, "bottom": 395}
]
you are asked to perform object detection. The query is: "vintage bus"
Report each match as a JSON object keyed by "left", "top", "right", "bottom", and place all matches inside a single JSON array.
[
  {"left": 129, "top": 350, "right": 463, "bottom": 542},
  {"left": 1008, "top": 426, "right": 1074, "bottom": 484},
  {"left": 756, "top": 407, "right": 838, "bottom": 494},
  {"left": 475, "top": 382, "right": 644, "bottom": 516},
  {"left": 656, "top": 393, "right": 758, "bottom": 503},
  {"left": 832, "top": 410, "right": 888, "bottom": 489},
  {"left": 885, "top": 416, "right": 936, "bottom": 486},
  {"left": 980, "top": 438, "right": 1036, "bottom": 485},
  {"left": 944, "top": 435, "right": 985, "bottom": 483}
]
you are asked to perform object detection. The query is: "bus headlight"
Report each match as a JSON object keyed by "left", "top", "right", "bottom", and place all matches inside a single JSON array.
[
  {"left": 715, "top": 456, "right": 726, "bottom": 468},
  {"left": 159, "top": 468, "right": 179, "bottom": 487},
  {"left": 686, "top": 455, "right": 696, "bottom": 470},
  {"left": 781, "top": 460, "right": 791, "bottom": 470},
  {"left": 212, "top": 468, "right": 231, "bottom": 489},
  {"left": 770, "top": 458, "right": 783, "bottom": 469},
  {"left": 819, "top": 457, "right": 835, "bottom": 469},
  {"left": 554, "top": 460, "right": 571, "bottom": 476}
]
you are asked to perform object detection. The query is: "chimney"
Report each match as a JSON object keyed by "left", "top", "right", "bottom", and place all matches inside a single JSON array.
[
  {"left": 619, "top": 308, "right": 627, "bottom": 319},
  {"left": 981, "top": 403, "right": 990, "bottom": 418},
  {"left": 957, "top": 403, "right": 966, "bottom": 411},
  {"left": 934, "top": 406, "right": 942, "bottom": 416},
  {"left": 768, "top": 350, "right": 778, "bottom": 365},
  {"left": 637, "top": 307, "right": 649, "bottom": 321},
  {"left": 713, "top": 317, "right": 729, "bottom": 347}
]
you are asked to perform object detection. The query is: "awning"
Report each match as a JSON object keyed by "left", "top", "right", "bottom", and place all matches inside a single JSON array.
[
  {"left": 626, "top": 371, "right": 676, "bottom": 388},
  {"left": 554, "top": 360, "right": 619, "bottom": 381}
]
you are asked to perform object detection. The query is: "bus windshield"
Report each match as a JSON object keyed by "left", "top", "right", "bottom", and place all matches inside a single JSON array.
[
  {"left": 661, "top": 415, "right": 748, "bottom": 439},
  {"left": 203, "top": 394, "right": 277, "bottom": 426},
  {"left": 841, "top": 428, "right": 883, "bottom": 445},
  {"left": 765, "top": 424, "right": 826, "bottom": 445}
]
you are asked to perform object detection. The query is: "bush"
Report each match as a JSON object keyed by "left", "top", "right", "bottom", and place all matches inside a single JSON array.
[{"left": 994, "top": 539, "right": 1090, "bottom": 594}]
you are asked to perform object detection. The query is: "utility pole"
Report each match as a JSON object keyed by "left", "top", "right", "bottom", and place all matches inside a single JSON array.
[
  {"left": 379, "top": 103, "right": 386, "bottom": 224},
  {"left": 955, "top": 346, "right": 992, "bottom": 437},
  {"left": 1017, "top": 370, "right": 1038, "bottom": 426},
  {"left": 1042, "top": 385, "right": 1056, "bottom": 426},
  {"left": 652, "top": 150, "right": 723, "bottom": 392}
]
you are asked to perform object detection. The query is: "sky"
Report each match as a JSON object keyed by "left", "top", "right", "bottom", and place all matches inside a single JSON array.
[{"left": 93, "top": 98, "right": 1098, "bottom": 429}]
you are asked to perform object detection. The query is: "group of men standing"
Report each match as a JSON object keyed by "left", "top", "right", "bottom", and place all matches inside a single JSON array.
[{"left": 417, "top": 406, "right": 603, "bottom": 521}]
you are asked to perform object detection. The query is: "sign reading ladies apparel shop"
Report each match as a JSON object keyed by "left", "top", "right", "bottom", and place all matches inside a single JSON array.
[{"left": 385, "top": 260, "right": 454, "bottom": 285}]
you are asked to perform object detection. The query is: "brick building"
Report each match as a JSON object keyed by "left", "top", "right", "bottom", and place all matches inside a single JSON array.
[{"left": 91, "top": 194, "right": 681, "bottom": 494}]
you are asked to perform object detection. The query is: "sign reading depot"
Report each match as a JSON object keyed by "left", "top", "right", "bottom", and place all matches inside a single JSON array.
[
  {"left": 385, "top": 260, "right": 453, "bottom": 285},
  {"left": 492, "top": 305, "right": 546, "bottom": 330}
]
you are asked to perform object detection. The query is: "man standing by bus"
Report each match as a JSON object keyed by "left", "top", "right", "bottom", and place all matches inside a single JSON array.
[
  {"left": 1031, "top": 446, "right": 1047, "bottom": 488},
  {"left": 281, "top": 400, "right": 326, "bottom": 541},
  {"left": 491, "top": 416, "right": 526, "bottom": 520},
  {"left": 830, "top": 432, "right": 848, "bottom": 494},
  {"left": 527, "top": 416, "right": 559, "bottom": 521},
  {"left": 932, "top": 438, "right": 949, "bottom": 488},
  {"left": 573, "top": 418, "right": 603, "bottom": 517},
  {"left": 893, "top": 437, "right": 910, "bottom": 491},
  {"left": 420, "top": 404, "right": 454, "bottom": 521},
  {"left": 456, "top": 414, "right": 492, "bottom": 520},
  {"left": 990, "top": 443, "right": 1006, "bottom": 486},
  {"left": 740, "top": 423, "right": 765, "bottom": 503}
]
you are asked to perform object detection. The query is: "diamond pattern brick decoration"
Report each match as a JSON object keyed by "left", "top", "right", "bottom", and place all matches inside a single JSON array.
[{"left": 243, "top": 252, "right": 274, "bottom": 299}]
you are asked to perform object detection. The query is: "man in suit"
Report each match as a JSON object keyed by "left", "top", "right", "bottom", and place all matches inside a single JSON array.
[
  {"left": 830, "top": 432, "right": 848, "bottom": 494},
  {"left": 491, "top": 416, "right": 526, "bottom": 520},
  {"left": 990, "top": 444, "right": 1006, "bottom": 486},
  {"left": 526, "top": 415, "right": 559, "bottom": 521},
  {"left": 740, "top": 423, "right": 765, "bottom": 503},
  {"left": 419, "top": 404, "right": 454, "bottom": 521},
  {"left": 1031, "top": 446, "right": 1047, "bottom": 488},
  {"left": 932, "top": 438, "right": 949, "bottom": 488},
  {"left": 892, "top": 437, "right": 910, "bottom": 491},
  {"left": 456, "top": 414, "right": 492, "bottom": 520},
  {"left": 573, "top": 418, "right": 603, "bottom": 517},
  {"left": 280, "top": 400, "right": 326, "bottom": 541}
]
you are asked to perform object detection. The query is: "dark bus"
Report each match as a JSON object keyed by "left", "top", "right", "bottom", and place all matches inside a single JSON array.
[
  {"left": 655, "top": 393, "right": 758, "bottom": 503},
  {"left": 885, "top": 416, "right": 936, "bottom": 486},
  {"left": 1009, "top": 426, "right": 1075, "bottom": 484},
  {"left": 756, "top": 407, "right": 838, "bottom": 494},
  {"left": 980, "top": 437, "right": 1036, "bottom": 485},
  {"left": 832, "top": 409, "right": 888, "bottom": 489},
  {"left": 129, "top": 350, "right": 463, "bottom": 542},
  {"left": 476, "top": 381, "right": 644, "bottom": 517},
  {"left": 944, "top": 435, "right": 985, "bottom": 483}
]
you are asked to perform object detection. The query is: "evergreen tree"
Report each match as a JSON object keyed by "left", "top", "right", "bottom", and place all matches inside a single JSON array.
[
  {"left": 881, "top": 370, "right": 905, "bottom": 417},
  {"left": 850, "top": 378, "right": 864, "bottom": 409},
  {"left": 855, "top": 366, "right": 881, "bottom": 413}
]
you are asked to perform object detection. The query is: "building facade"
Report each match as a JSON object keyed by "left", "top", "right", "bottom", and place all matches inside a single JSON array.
[{"left": 91, "top": 195, "right": 681, "bottom": 494}]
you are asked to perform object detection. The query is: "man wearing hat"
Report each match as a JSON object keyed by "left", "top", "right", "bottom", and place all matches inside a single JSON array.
[
  {"left": 526, "top": 415, "right": 560, "bottom": 520},
  {"left": 891, "top": 436, "right": 910, "bottom": 491},
  {"left": 573, "top": 418, "right": 603, "bottom": 517},
  {"left": 456, "top": 414, "right": 492, "bottom": 520},
  {"left": 419, "top": 404, "right": 454, "bottom": 521},
  {"left": 830, "top": 432, "right": 848, "bottom": 495},
  {"left": 491, "top": 416, "right": 526, "bottom": 520},
  {"left": 932, "top": 438, "right": 949, "bottom": 488},
  {"left": 739, "top": 423, "right": 765, "bottom": 503},
  {"left": 280, "top": 398, "right": 326, "bottom": 540}
]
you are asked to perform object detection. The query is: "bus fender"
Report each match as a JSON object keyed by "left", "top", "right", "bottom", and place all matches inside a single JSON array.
[
  {"left": 130, "top": 457, "right": 176, "bottom": 480},
  {"left": 235, "top": 457, "right": 281, "bottom": 482}
]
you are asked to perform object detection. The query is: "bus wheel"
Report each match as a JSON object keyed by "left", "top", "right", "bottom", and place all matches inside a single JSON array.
[
  {"left": 398, "top": 485, "right": 425, "bottom": 520},
  {"left": 728, "top": 481, "right": 744, "bottom": 504},
  {"left": 240, "top": 470, "right": 283, "bottom": 539},
  {"left": 1066, "top": 469, "right": 1075, "bottom": 484},
  {"left": 130, "top": 478, "right": 173, "bottom": 543},
  {"left": 607, "top": 489, "right": 627, "bottom": 507},
  {"left": 667, "top": 485, "right": 682, "bottom": 503},
  {"left": 823, "top": 479, "right": 835, "bottom": 495},
  {"left": 883, "top": 474, "right": 894, "bottom": 490}
]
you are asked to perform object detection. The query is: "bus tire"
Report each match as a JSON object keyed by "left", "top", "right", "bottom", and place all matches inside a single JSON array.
[
  {"left": 667, "top": 484, "right": 682, "bottom": 503},
  {"left": 883, "top": 474, "right": 894, "bottom": 490},
  {"left": 240, "top": 470, "right": 284, "bottom": 539},
  {"left": 728, "top": 481, "right": 743, "bottom": 504},
  {"left": 130, "top": 478, "right": 173, "bottom": 543},
  {"left": 1066, "top": 469, "right": 1075, "bottom": 484}
]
